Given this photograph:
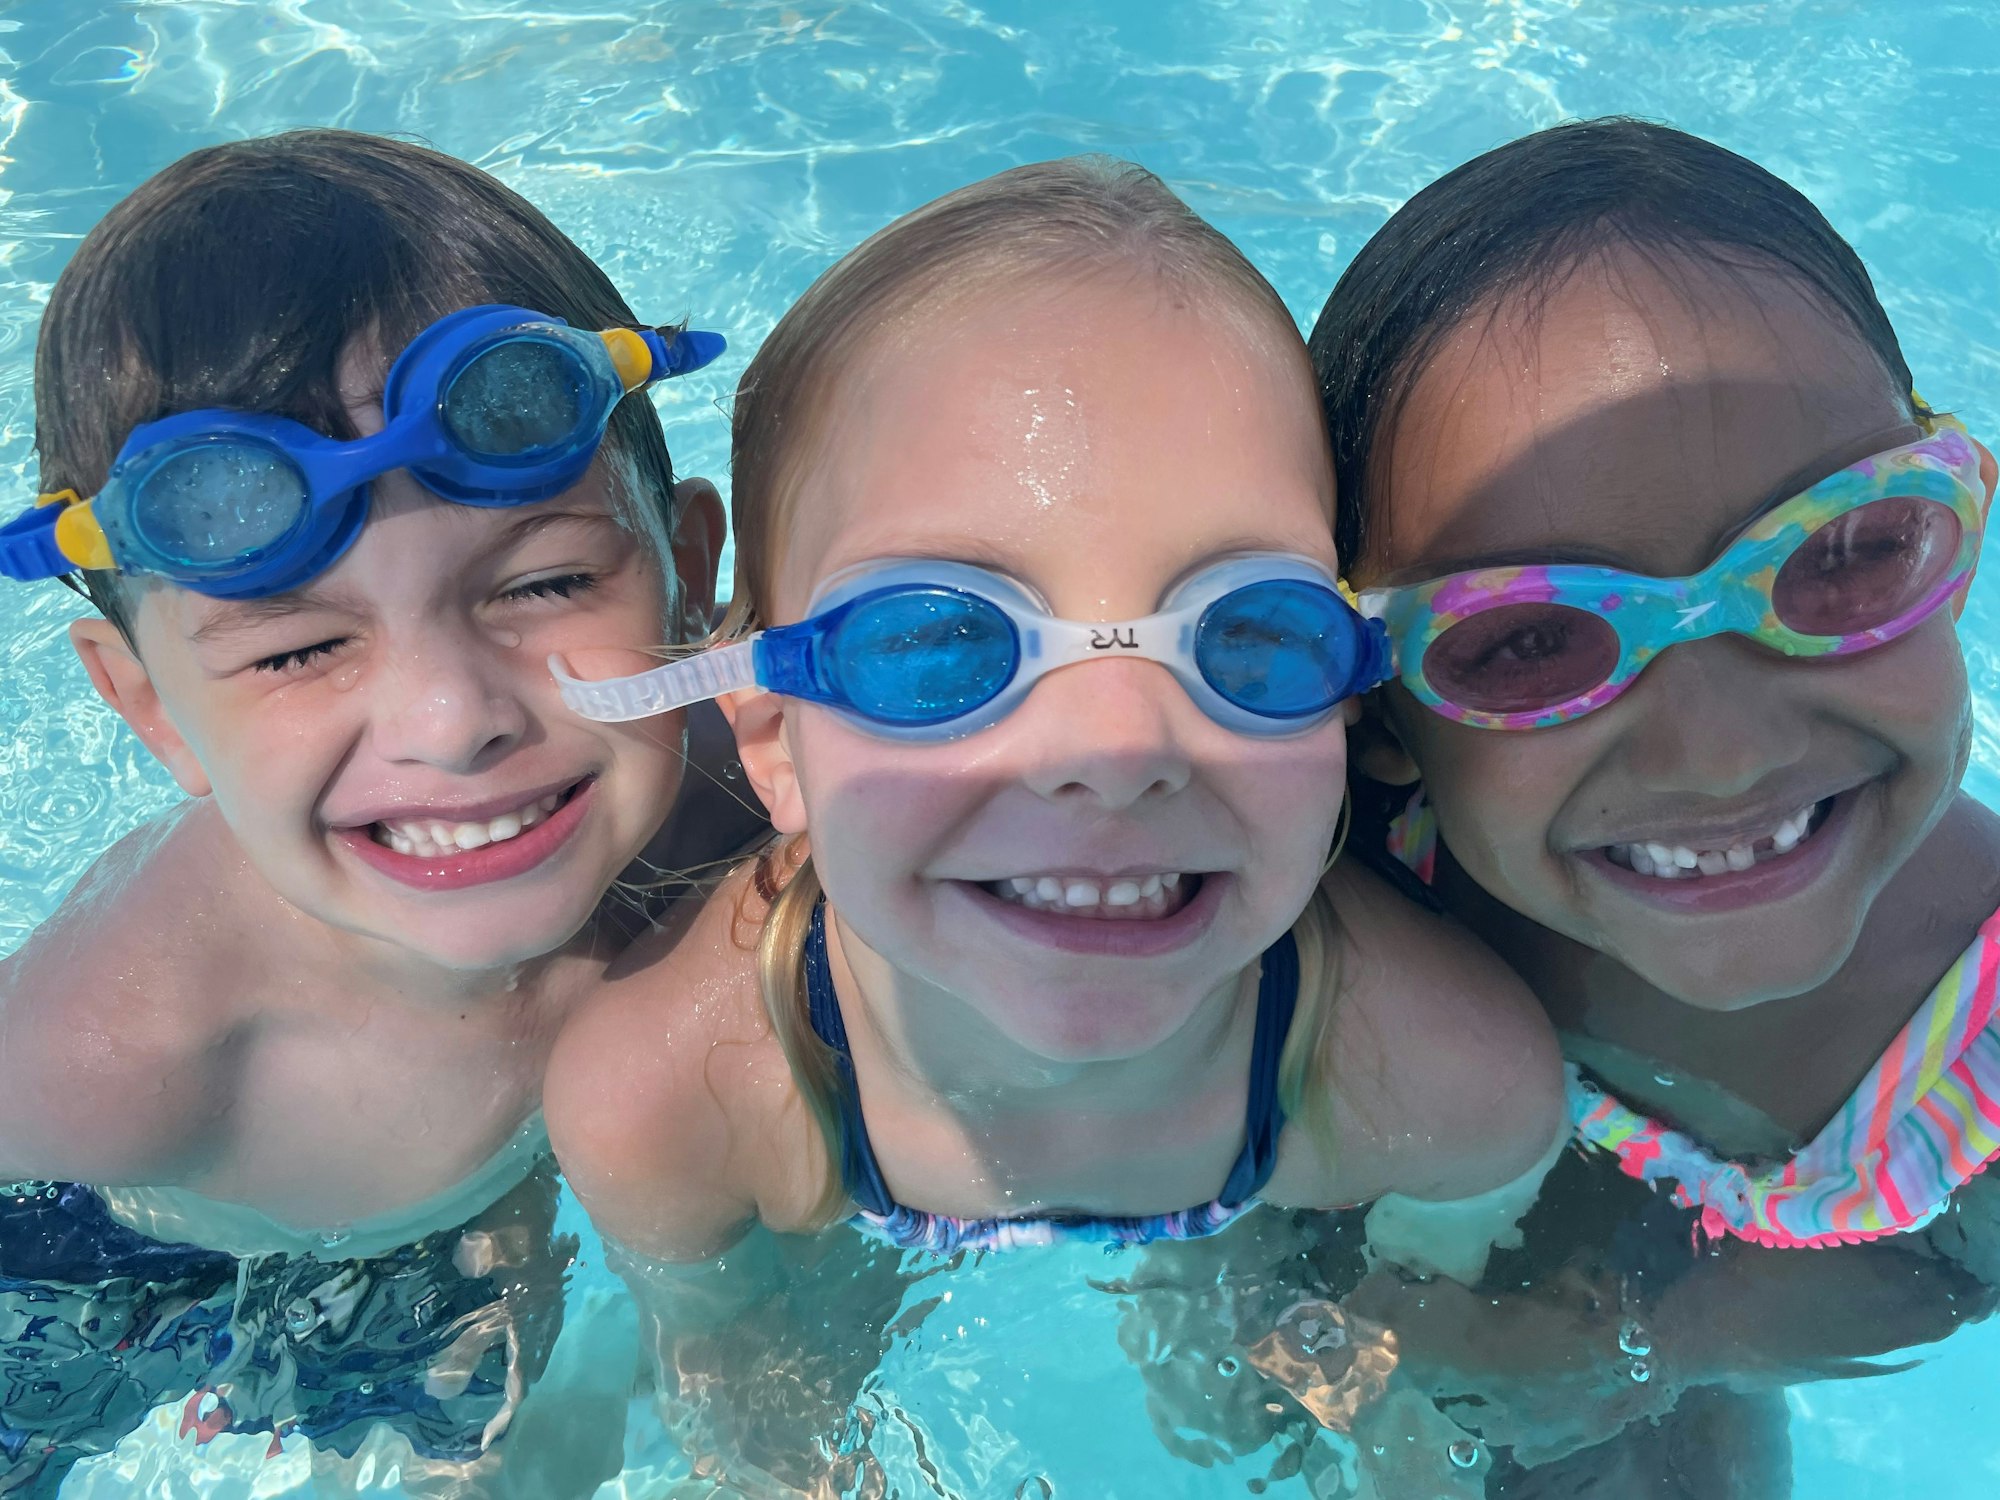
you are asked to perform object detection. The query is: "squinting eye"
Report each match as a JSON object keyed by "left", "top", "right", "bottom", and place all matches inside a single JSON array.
[
  {"left": 505, "top": 573, "right": 600, "bottom": 602},
  {"left": 252, "top": 639, "right": 346, "bottom": 674}
]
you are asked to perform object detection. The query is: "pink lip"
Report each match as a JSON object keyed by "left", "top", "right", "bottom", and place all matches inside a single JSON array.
[
  {"left": 953, "top": 872, "right": 1226, "bottom": 957},
  {"left": 334, "top": 778, "right": 594, "bottom": 892},
  {"left": 1579, "top": 789, "right": 1853, "bottom": 915},
  {"left": 328, "top": 775, "right": 587, "bottom": 830}
]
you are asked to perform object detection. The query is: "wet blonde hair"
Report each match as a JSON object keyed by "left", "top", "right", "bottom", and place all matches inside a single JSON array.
[{"left": 730, "top": 157, "right": 1350, "bottom": 1226}]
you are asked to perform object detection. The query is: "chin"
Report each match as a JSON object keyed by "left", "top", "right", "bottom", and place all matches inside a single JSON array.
[{"left": 1618, "top": 928, "right": 1858, "bottom": 1012}]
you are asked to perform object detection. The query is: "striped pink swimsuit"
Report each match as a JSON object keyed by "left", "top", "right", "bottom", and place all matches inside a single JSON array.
[{"left": 1390, "top": 788, "right": 2000, "bottom": 1249}]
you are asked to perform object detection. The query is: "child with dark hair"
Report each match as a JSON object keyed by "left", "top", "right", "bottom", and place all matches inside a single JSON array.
[
  {"left": 0, "top": 129, "right": 747, "bottom": 1493},
  {"left": 1307, "top": 115, "right": 2000, "bottom": 1487}
]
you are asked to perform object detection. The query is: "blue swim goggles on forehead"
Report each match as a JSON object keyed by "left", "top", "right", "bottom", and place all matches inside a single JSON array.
[
  {"left": 0, "top": 304, "right": 725, "bottom": 600},
  {"left": 552, "top": 553, "right": 1392, "bottom": 741}
]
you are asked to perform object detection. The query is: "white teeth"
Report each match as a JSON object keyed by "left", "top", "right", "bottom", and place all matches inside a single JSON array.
[
  {"left": 987, "top": 872, "right": 1189, "bottom": 920},
  {"left": 1607, "top": 800, "right": 1828, "bottom": 882},
  {"left": 372, "top": 788, "right": 567, "bottom": 856}
]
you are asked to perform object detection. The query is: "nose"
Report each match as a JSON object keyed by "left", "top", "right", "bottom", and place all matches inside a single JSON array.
[
  {"left": 367, "top": 625, "right": 529, "bottom": 771},
  {"left": 1012, "top": 658, "right": 1195, "bottom": 810},
  {"left": 1613, "top": 636, "right": 1812, "bottom": 797}
]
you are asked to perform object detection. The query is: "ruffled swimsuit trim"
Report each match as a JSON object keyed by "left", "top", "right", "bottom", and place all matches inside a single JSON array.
[
  {"left": 803, "top": 901, "right": 1298, "bottom": 1253},
  {"left": 1385, "top": 785, "right": 2000, "bottom": 1249}
]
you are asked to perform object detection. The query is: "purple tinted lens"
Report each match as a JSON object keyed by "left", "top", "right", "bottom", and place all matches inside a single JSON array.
[
  {"left": 1771, "top": 496, "right": 1963, "bottom": 637},
  {"left": 1423, "top": 602, "right": 1621, "bottom": 714}
]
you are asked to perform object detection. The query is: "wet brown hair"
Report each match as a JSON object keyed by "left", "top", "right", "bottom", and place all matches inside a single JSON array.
[{"left": 34, "top": 128, "right": 684, "bottom": 641}]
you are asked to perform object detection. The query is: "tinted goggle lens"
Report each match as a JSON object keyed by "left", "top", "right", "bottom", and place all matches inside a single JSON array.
[
  {"left": 1423, "top": 602, "right": 1621, "bottom": 716},
  {"left": 830, "top": 587, "right": 1019, "bottom": 727},
  {"left": 130, "top": 438, "right": 311, "bottom": 567},
  {"left": 1196, "top": 578, "right": 1356, "bottom": 719},
  {"left": 1771, "top": 495, "right": 1963, "bottom": 636},
  {"left": 441, "top": 336, "right": 596, "bottom": 462}
]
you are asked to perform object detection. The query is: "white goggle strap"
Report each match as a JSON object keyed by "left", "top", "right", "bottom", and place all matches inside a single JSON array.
[
  {"left": 550, "top": 638, "right": 762, "bottom": 722},
  {"left": 1021, "top": 605, "right": 1198, "bottom": 677}
]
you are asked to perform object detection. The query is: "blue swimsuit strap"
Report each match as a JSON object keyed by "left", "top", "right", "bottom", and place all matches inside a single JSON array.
[{"left": 802, "top": 901, "right": 1300, "bottom": 1219}]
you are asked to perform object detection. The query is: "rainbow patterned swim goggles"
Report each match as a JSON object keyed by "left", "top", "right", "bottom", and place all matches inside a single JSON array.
[{"left": 1356, "top": 415, "right": 1989, "bottom": 730}]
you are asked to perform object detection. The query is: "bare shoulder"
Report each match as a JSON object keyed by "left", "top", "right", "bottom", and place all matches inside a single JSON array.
[
  {"left": 547, "top": 860, "right": 818, "bottom": 1260},
  {"left": 1311, "top": 860, "right": 1564, "bottom": 1204},
  {"left": 0, "top": 801, "right": 250, "bottom": 1182}
]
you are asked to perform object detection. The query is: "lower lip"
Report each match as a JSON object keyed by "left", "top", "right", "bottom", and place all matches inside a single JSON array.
[
  {"left": 953, "top": 873, "right": 1227, "bottom": 958},
  {"left": 1578, "top": 790, "right": 1855, "bottom": 915},
  {"left": 333, "top": 779, "right": 595, "bottom": 892}
]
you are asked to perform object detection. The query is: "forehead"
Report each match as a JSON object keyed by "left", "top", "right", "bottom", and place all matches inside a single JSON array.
[
  {"left": 776, "top": 271, "right": 1335, "bottom": 609},
  {"left": 1368, "top": 248, "right": 1910, "bottom": 581}
]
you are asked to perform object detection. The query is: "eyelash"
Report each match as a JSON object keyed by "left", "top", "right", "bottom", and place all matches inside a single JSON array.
[{"left": 246, "top": 575, "right": 602, "bottom": 674}]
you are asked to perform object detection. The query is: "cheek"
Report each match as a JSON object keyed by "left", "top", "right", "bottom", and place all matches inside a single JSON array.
[
  {"left": 789, "top": 721, "right": 977, "bottom": 876},
  {"left": 1839, "top": 621, "right": 1970, "bottom": 755},
  {"left": 1395, "top": 702, "right": 1583, "bottom": 876}
]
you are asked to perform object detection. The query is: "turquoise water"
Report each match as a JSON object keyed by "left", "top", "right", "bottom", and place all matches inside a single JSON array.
[{"left": 3, "top": 1, "right": 1999, "bottom": 1494}]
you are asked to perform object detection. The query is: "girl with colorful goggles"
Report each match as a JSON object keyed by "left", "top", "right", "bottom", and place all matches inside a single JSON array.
[
  {"left": 553, "top": 552, "right": 1392, "bottom": 740},
  {"left": 0, "top": 303, "right": 723, "bottom": 600},
  {"left": 1357, "top": 416, "right": 1988, "bottom": 731}
]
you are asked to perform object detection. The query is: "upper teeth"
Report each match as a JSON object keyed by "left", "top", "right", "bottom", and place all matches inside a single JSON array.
[
  {"left": 1610, "top": 803, "right": 1820, "bottom": 880},
  {"left": 997, "top": 872, "right": 1181, "bottom": 912},
  {"left": 374, "top": 792, "right": 563, "bottom": 858}
]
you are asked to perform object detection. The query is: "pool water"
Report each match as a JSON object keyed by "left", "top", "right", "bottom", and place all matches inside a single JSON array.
[{"left": 2, "top": 1, "right": 1998, "bottom": 1495}]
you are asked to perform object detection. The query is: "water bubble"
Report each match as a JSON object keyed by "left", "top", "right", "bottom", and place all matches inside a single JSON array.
[
  {"left": 283, "top": 1298, "right": 319, "bottom": 1337},
  {"left": 1264, "top": 1401, "right": 1286, "bottom": 1414},
  {"left": 1215, "top": 1356, "right": 1241, "bottom": 1377},
  {"left": 318, "top": 1229, "right": 351, "bottom": 1250},
  {"left": 1013, "top": 1478, "right": 1053, "bottom": 1499},
  {"left": 1371, "top": 1445, "right": 1386, "bottom": 1457},
  {"left": 1627, "top": 1358, "right": 1652, "bottom": 1384},
  {"left": 1447, "top": 1438, "right": 1481, "bottom": 1470},
  {"left": 722, "top": 760, "right": 743, "bottom": 781},
  {"left": 1617, "top": 1320, "right": 1653, "bottom": 1357},
  {"left": 358, "top": 1379, "right": 376, "bottom": 1396}
]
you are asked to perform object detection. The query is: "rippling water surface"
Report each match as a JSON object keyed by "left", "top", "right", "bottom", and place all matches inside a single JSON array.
[{"left": 3, "top": 2, "right": 1999, "bottom": 1495}]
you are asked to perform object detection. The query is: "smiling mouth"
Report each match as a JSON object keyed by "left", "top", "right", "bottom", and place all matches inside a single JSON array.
[
  {"left": 979, "top": 872, "right": 1201, "bottom": 920},
  {"left": 1600, "top": 797, "right": 1835, "bottom": 881},
  {"left": 369, "top": 780, "right": 588, "bottom": 859}
]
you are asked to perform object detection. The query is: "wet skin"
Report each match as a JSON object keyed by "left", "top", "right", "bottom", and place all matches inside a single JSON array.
[{"left": 1353, "top": 249, "right": 2000, "bottom": 1147}]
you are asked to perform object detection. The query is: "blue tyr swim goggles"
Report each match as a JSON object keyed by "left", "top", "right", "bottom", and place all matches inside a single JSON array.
[
  {"left": 552, "top": 554, "right": 1392, "bottom": 741},
  {"left": 0, "top": 304, "right": 725, "bottom": 600}
]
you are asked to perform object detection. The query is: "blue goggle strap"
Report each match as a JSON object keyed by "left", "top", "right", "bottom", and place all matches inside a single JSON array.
[
  {"left": 551, "top": 640, "right": 760, "bottom": 722},
  {"left": 0, "top": 501, "right": 68, "bottom": 581}
]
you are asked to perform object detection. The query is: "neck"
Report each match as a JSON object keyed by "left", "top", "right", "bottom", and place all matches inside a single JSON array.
[{"left": 823, "top": 907, "right": 1258, "bottom": 1129}]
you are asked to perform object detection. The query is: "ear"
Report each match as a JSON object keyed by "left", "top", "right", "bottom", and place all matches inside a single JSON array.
[
  {"left": 1956, "top": 438, "right": 1998, "bottom": 621},
  {"left": 718, "top": 689, "right": 805, "bottom": 834},
  {"left": 1351, "top": 693, "right": 1421, "bottom": 787},
  {"left": 69, "top": 617, "right": 213, "bottom": 797},
  {"left": 667, "top": 477, "right": 726, "bottom": 641}
]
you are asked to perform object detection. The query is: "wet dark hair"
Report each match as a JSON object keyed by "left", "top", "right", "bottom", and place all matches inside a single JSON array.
[
  {"left": 33, "top": 128, "right": 681, "bottom": 641},
  {"left": 1309, "top": 116, "right": 1916, "bottom": 573}
]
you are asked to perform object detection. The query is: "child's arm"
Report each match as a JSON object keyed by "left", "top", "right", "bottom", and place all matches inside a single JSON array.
[
  {"left": 0, "top": 805, "right": 228, "bottom": 1185},
  {"left": 545, "top": 864, "right": 815, "bottom": 1262},
  {"left": 1277, "top": 860, "right": 1567, "bottom": 1279}
]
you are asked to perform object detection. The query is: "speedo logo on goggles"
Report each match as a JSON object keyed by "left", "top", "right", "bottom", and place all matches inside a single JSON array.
[
  {"left": 553, "top": 554, "right": 1392, "bottom": 740},
  {"left": 0, "top": 304, "right": 725, "bottom": 600},
  {"left": 1357, "top": 416, "right": 1990, "bottom": 731}
]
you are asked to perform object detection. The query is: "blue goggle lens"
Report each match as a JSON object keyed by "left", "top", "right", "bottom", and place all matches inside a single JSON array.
[
  {"left": 1196, "top": 578, "right": 1355, "bottom": 719},
  {"left": 130, "top": 439, "right": 311, "bottom": 567},
  {"left": 830, "top": 587, "right": 1020, "bottom": 726},
  {"left": 440, "top": 337, "right": 597, "bottom": 463}
]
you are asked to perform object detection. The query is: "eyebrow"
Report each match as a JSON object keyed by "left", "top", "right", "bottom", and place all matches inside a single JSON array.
[
  {"left": 1384, "top": 420, "right": 1929, "bottom": 586},
  {"left": 186, "top": 509, "right": 624, "bottom": 644}
]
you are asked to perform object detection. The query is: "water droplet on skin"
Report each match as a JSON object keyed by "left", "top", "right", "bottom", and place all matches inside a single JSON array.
[
  {"left": 1447, "top": 1438, "right": 1481, "bottom": 1469},
  {"left": 1618, "top": 1320, "right": 1653, "bottom": 1357},
  {"left": 1215, "top": 1356, "right": 1240, "bottom": 1377},
  {"left": 722, "top": 760, "right": 743, "bottom": 780},
  {"left": 1628, "top": 1358, "right": 1652, "bottom": 1383}
]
